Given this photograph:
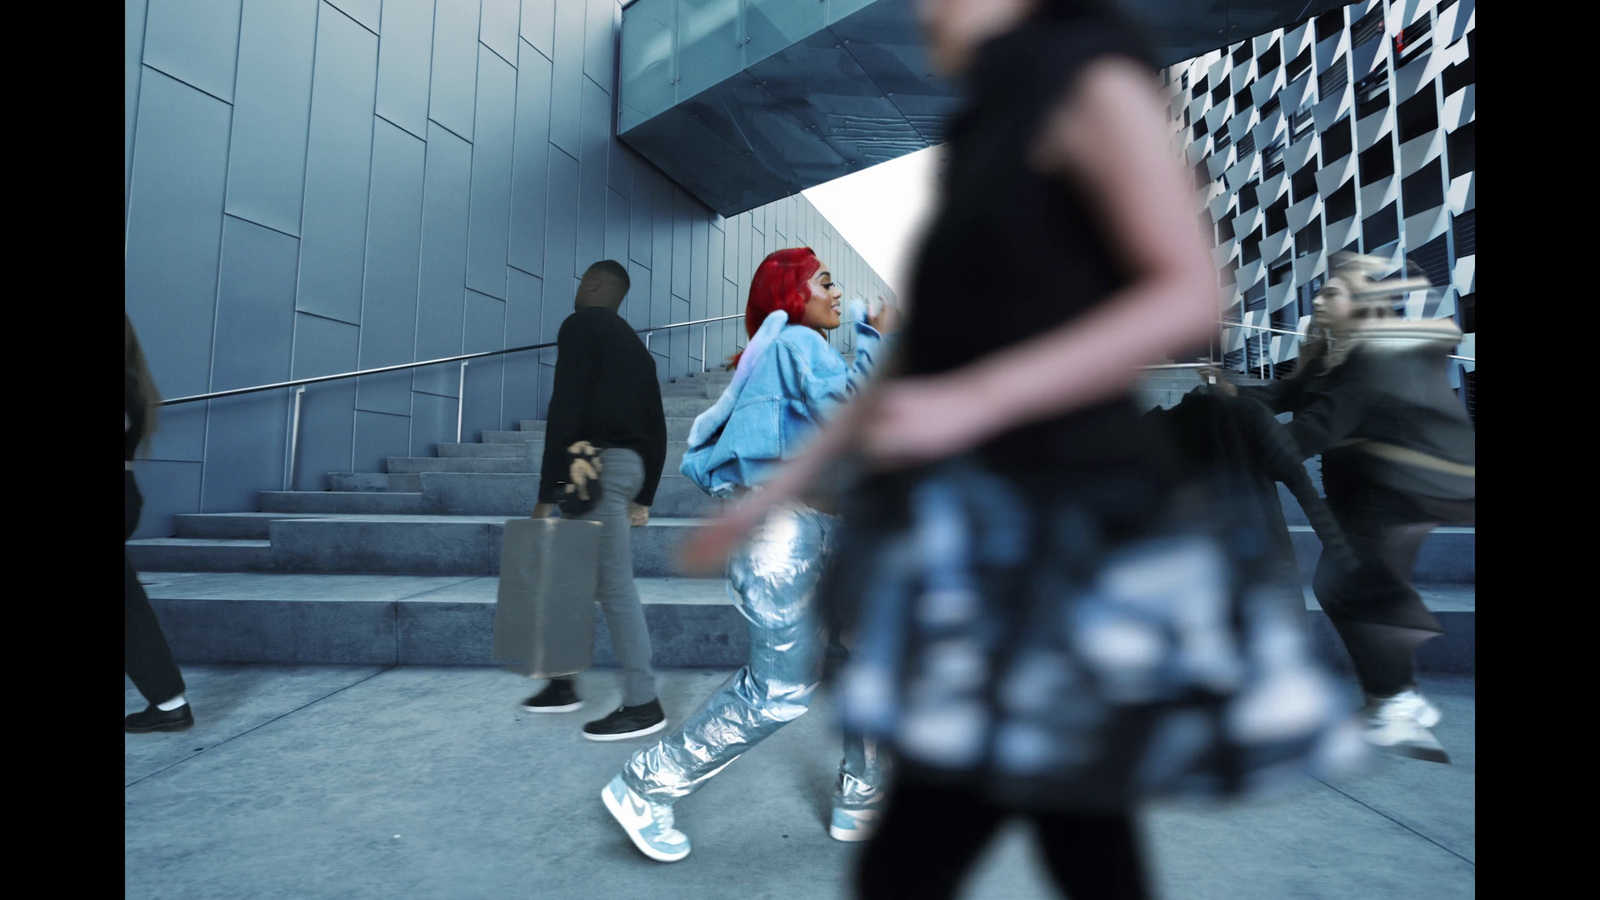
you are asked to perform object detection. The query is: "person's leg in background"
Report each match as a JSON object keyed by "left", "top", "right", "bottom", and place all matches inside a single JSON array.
[
  {"left": 830, "top": 736, "right": 892, "bottom": 842},
  {"left": 125, "top": 472, "right": 192, "bottom": 733},
  {"left": 603, "top": 505, "right": 832, "bottom": 861},
  {"left": 581, "top": 448, "right": 662, "bottom": 740},
  {"left": 855, "top": 777, "right": 1009, "bottom": 900},
  {"left": 1315, "top": 484, "right": 1450, "bottom": 761}
]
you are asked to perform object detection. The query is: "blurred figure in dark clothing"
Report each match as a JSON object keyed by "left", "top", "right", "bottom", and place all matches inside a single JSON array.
[
  {"left": 683, "top": 1, "right": 1364, "bottom": 897},
  {"left": 126, "top": 314, "right": 192, "bottom": 733},
  {"left": 1208, "top": 254, "right": 1474, "bottom": 763},
  {"left": 1143, "top": 383, "right": 1359, "bottom": 613}
]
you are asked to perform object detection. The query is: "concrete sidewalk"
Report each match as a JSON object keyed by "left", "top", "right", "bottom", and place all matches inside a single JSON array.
[{"left": 126, "top": 667, "right": 1474, "bottom": 899}]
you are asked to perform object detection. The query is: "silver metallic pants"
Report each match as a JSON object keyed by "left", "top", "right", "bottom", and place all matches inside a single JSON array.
[{"left": 622, "top": 503, "right": 888, "bottom": 808}]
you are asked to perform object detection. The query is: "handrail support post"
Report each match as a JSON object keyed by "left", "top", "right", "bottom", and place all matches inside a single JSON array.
[
  {"left": 285, "top": 386, "right": 305, "bottom": 491},
  {"left": 456, "top": 360, "right": 468, "bottom": 444}
]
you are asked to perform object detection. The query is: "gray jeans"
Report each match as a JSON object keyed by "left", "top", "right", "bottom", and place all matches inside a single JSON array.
[{"left": 574, "top": 448, "right": 656, "bottom": 706}]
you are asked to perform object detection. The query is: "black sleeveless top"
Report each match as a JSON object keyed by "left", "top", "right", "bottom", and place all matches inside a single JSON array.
[
  {"left": 905, "top": 16, "right": 1178, "bottom": 490},
  {"left": 126, "top": 367, "right": 147, "bottom": 463}
]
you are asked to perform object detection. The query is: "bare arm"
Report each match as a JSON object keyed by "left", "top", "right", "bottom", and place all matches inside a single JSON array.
[{"left": 852, "top": 58, "right": 1219, "bottom": 467}]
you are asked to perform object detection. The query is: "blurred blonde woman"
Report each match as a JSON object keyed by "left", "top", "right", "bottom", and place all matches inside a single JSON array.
[
  {"left": 1223, "top": 253, "right": 1474, "bottom": 763},
  {"left": 125, "top": 314, "right": 192, "bottom": 732}
]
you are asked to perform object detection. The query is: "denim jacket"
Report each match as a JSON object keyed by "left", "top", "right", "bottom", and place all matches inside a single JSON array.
[{"left": 681, "top": 304, "right": 887, "bottom": 498}]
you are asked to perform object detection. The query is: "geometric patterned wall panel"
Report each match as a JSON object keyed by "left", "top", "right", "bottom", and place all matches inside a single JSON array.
[
  {"left": 124, "top": 0, "right": 893, "bottom": 533},
  {"left": 1161, "top": 0, "right": 1475, "bottom": 379}
]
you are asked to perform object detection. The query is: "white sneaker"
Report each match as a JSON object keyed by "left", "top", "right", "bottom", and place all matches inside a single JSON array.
[
  {"left": 602, "top": 775, "right": 691, "bottom": 862},
  {"left": 1371, "top": 688, "right": 1442, "bottom": 728},
  {"left": 1365, "top": 692, "right": 1450, "bottom": 764}
]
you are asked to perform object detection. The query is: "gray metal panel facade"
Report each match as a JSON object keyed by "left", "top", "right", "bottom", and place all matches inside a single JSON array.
[{"left": 125, "top": 0, "right": 892, "bottom": 537}]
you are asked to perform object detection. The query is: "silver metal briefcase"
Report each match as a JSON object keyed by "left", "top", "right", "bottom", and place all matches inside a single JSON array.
[{"left": 492, "top": 517, "right": 601, "bottom": 677}]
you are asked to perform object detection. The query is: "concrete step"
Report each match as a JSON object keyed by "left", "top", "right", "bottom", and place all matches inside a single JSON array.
[
  {"left": 518, "top": 417, "right": 696, "bottom": 440},
  {"left": 350, "top": 445, "right": 692, "bottom": 492},
  {"left": 661, "top": 381, "right": 714, "bottom": 398},
  {"left": 486, "top": 425, "right": 694, "bottom": 451},
  {"left": 261, "top": 475, "right": 716, "bottom": 520},
  {"left": 437, "top": 442, "right": 531, "bottom": 458},
  {"left": 386, "top": 457, "right": 533, "bottom": 474},
  {"left": 175, "top": 512, "right": 335, "bottom": 540},
  {"left": 260, "top": 491, "right": 433, "bottom": 514},
  {"left": 255, "top": 516, "right": 707, "bottom": 576},
  {"left": 148, "top": 511, "right": 1472, "bottom": 581},
  {"left": 649, "top": 477, "right": 723, "bottom": 517},
  {"left": 140, "top": 571, "right": 1474, "bottom": 672},
  {"left": 414, "top": 473, "right": 543, "bottom": 517},
  {"left": 1291, "top": 526, "right": 1473, "bottom": 583},
  {"left": 481, "top": 432, "right": 548, "bottom": 447},
  {"left": 414, "top": 473, "right": 717, "bottom": 518},
  {"left": 663, "top": 397, "right": 718, "bottom": 418},
  {"left": 127, "top": 538, "right": 275, "bottom": 572},
  {"left": 517, "top": 421, "right": 547, "bottom": 434},
  {"left": 140, "top": 573, "right": 745, "bottom": 667},
  {"left": 329, "top": 472, "right": 423, "bottom": 492}
]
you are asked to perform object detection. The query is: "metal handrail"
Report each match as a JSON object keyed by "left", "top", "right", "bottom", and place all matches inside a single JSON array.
[
  {"left": 162, "top": 313, "right": 747, "bottom": 407},
  {"left": 1217, "top": 319, "right": 1475, "bottom": 362},
  {"left": 163, "top": 313, "right": 1464, "bottom": 407},
  {"left": 148, "top": 309, "right": 1471, "bottom": 489},
  {"left": 156, "top": 311, "right": 748, "bottom": 490}
]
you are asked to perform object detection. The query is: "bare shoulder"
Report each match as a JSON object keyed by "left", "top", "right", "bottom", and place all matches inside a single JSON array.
[
  {"left": 1032, "top": 56, "right": 1169, "bottom": 171},
  {"left": 1060, "top": 57, "right": 1168, "bottom": 133}
]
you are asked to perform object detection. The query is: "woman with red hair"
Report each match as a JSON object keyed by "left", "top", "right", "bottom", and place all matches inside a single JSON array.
[
  {"left": 600, "top": 248, "right": 900, "bottom": 862},
  {"left": 730, "top": 247, "right": 827, "bottom": 367}
]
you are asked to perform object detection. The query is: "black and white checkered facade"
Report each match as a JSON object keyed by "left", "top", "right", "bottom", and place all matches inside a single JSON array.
[{"left": 1163, "top": 0, "right": 1475, "bottom": 384}]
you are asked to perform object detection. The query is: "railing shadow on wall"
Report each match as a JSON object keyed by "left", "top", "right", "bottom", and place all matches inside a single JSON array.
[
  {"left": 161, "top": 313, "right": 747, "bottom": 491},
  {"left": 158, "top": 318, "right": 1477, "bottom": 493}
]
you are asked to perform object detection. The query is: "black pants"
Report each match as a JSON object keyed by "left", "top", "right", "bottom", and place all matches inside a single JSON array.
[
  {"left": 1313, "top": 479, "right": 1473, "bottom": 698},
  {"left": 126, "top": 473, "right": 185, "bottom": 706},
  {"left": 857, "top": 778, "right": 1150, "bottom": 900}
]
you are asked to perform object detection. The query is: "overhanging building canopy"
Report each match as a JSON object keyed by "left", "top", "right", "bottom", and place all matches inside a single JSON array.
[{"left": 619, "top": 0, "right": 1354, "bottom": 217}]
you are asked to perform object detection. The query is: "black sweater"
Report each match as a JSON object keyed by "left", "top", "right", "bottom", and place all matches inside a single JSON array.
[
  {"left": 538, "top": 307, "right": 667, "bottom": 507},
  {"left": 1237, "top": 338, "right": 1474, "bottom": 501}
]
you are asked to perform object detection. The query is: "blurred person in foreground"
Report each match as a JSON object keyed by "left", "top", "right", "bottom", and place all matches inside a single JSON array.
[
  {"left": 601, "top": 248, "right": 898, "bottom": 863},
  {"left": 126, "top": 314, "right": 193, "bottom": 732},
  {"left": 1205, "top": 254, "right": 1474, "bottom": 763},
  {"left": 682, "top": 1, "right": 1364, "bottom": 897}
]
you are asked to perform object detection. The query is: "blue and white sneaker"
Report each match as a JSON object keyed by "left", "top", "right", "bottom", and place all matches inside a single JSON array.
[
  {"left": 1364, "top": 691, "right": 1449, "bottom": 764},
  {"left": 602, "top": 774, "right": 691, "bottom": 862},
  {"left": 828, "top": 805, "right": 880, "bottom": 842}
]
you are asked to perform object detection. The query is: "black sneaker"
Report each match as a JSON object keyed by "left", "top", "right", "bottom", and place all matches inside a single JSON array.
[
  {"left": 521, "top": 678, "right": 583, "bottom": 713},
  {"left": 126, "top": 703, "right": 194, "bottom": 733},
  {"left": 583, "top": 699, "right": 667, "bottom": 742}
]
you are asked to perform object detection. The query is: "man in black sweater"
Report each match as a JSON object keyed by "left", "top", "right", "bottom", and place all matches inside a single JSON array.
[{"left": 523, "top": 260, "right": 669, "bottom": 741}]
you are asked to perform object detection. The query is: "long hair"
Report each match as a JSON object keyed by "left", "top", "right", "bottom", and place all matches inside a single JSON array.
[
  {"left": 728, "top": 247, "right": 821, "bottom": 369},
  {"left": 1290, "top": 254, "right": 1413, "bottom": 379},
  {"left": 125, "top": 314, "right": 161, "bottom": 456}
]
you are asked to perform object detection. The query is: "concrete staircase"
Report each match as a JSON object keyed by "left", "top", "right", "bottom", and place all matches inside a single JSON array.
[{"left": 129, "top": 367, "right": 1474, "bottom": 672}]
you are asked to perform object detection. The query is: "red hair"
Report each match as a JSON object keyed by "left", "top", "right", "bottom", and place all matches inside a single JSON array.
[{"left": 728, "top": 248, "right": 821, "bottom": 369}]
